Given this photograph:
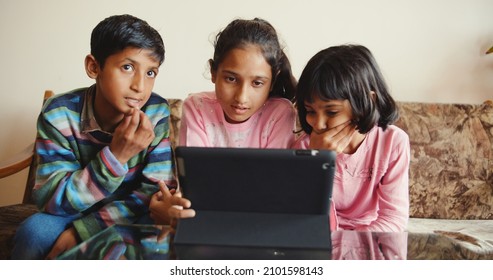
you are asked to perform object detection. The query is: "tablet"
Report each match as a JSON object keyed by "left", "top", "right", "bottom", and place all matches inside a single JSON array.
[
  {"left": 173, "top": 147, "right": 336, "bottom": 259},
  {"left": 175, "top": 147, "right": 336, "bottom": 215}
]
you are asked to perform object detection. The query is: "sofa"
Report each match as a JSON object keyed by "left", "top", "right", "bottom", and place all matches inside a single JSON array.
[
  {"left": 396, "top": 101, "right": 493, "bottom": 258},
  {"left": 0, "top": 98, "right": 491, "bottom": 259}
]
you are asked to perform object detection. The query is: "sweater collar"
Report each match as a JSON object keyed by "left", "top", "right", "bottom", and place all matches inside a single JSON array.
[{"left": 81, "top": 85, "right": 112, "bottom": 135}]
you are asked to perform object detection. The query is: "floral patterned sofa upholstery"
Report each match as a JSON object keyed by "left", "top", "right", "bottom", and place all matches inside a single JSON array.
[
  {"left": 394, "top": 100, "right": 493, "bottom": 257},
  {"left": 395, "top": 101, "right": 492, "bottom": 219}
]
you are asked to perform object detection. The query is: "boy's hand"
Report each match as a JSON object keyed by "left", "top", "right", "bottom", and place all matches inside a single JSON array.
[
  {"left": 155, "top": 225, "right": 172, "bottom": 242},
  {"left": 149, "top": 181, "right": 196, "bottom": 226},
  {"left": 110, "top": 108, "right": 155, "bottom": 164},
  {"left": 45, "top": 227, "right": 78, "bottom": 260},
  {"left": 309, "top": 121, "right": 356, "bottom": 153}
]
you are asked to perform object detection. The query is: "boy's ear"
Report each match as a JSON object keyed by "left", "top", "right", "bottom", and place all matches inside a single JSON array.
[{"left": 85, "top": 54, "right": 100, "bottom": 79}]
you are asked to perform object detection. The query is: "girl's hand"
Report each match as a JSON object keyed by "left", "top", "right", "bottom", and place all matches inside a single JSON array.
[
  {"left": 309, "top": 121, "right": 357, "bottom": 153},
  {"left": 149, "top": 181, "right": 196, "bottom": 226}
]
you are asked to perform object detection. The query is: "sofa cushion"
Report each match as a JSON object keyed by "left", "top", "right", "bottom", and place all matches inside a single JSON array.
[
  {"left": 407, "top": 218, "right": 493, "bottom": 259},
  {"left": 0, "top": 203, "right": 38, "bottom": 259},
  {"left": 395, "top": 102, "right": 493, "bottom": 219},
  {"left": 168, "top": 98, "right": 183, "bottom": 150}
]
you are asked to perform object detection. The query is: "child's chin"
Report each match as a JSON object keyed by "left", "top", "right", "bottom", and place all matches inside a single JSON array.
[{"left": 123, "top": 108, "right": 134, "bottom": 116}]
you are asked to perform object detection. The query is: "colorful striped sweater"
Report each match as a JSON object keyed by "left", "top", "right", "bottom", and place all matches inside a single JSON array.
[{"left": 32, "top": 85, "right": 176, "bottom": 241}]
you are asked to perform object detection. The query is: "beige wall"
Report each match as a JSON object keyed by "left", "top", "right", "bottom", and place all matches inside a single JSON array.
[{"left": 1, "top": 0, "right": 492, "bottom": 206}]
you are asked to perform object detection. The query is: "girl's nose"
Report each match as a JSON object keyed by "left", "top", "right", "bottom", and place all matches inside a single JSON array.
[
  {"left": 313, "top": 115, "right": 328, "bottom": 132},
  {"left": 234, "top": 83, "right": 249, "bottom": 104}
]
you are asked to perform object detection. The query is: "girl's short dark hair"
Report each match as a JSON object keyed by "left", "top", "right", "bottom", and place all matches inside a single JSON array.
[
  {"left": 90, "top": 14, "right": 165, "bottom": 67},
  {"left": 296, "top": 44, "right": 399, "bottom": 134},
  {"left": 209, "top": 18, "right": 296, "bottom": 101}
]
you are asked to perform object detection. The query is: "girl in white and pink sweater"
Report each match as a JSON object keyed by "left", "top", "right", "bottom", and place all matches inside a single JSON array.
[
  {"left": 293, "top": 45, "right": 410, "bottom": 232},
  {"left": 179, "top": 18, "right": 297, "bottom": 148}
]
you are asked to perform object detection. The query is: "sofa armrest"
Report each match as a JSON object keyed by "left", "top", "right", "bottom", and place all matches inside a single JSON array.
[{"left": 0, "top": 143, "right": 34, "bottom": 179}]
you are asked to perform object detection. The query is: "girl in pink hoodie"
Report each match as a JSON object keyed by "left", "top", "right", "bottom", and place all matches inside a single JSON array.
[
  {"left": 178, "top": 18, "right": 297, "bottom": 148},
  {"left": 293, "top": 45, "right": 410, "bottom": 232}
]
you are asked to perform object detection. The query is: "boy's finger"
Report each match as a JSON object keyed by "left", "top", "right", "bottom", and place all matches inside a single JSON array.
[
  {"left": 170, "top": 195, "right": 191, "bottom": 208},
  {"left": 138, "top": 111, "right": 153, "bottom": 130},
  {"left": 151, "top": 191, "right": 162, "bottom": 202},
  {"left": 169, "top": 207, "right": 196, "bottom": 219},
  {"left": 158, "top": 181, "right": 172, "bottom": 199},
  {"left": 116, "top": 111, "right": 133, "bottom": 131},
  {"left": 127, "top": 107, "right": 141, "bottom": 132},
  {"left": 137, "top": 111, "right": 155, "bottom": 140}
]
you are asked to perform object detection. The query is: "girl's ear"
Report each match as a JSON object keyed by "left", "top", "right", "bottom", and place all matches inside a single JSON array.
[
  {"left": 209, "top": 59, "right": 217, "bottom": 84},
  {"left": 85, "top": 54, "right": 99, "bottom": 79},
  {"left": 369, "top": 91, "right": 377, "bottom": 102},
  {"left": 270, "top": 70, "right": 281, "bottom": 91}
]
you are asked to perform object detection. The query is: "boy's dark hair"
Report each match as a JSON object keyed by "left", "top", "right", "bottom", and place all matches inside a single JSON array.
[
  {"left": 296, "top": 44, "right": 399, "bottom": 134},
  {"left": 90, "top": 14, "right": 165, "bottom": 67},
  {"left": 209, "top": 18, "right": 296, "bottom": 101}
]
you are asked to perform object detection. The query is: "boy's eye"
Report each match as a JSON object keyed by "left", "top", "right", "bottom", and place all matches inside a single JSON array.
[
  {"left": 122, "top": 64, "right": 134, "bottom": 72},
  {"left": 147, "top": 70, "right": 157, "bottom": 78}
]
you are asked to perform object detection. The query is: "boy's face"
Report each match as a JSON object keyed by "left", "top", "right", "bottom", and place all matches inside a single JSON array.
[
  {"left": 88, "top": 47, "right": 160, "bottom": 129},
  {"left": 211, "top": 45, "right": 272, "bottom": 124}
]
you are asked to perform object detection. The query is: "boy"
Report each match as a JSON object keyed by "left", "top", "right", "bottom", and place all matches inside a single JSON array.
[{"left": 12, "top": 14, "right": 179, "bottom": 259}]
